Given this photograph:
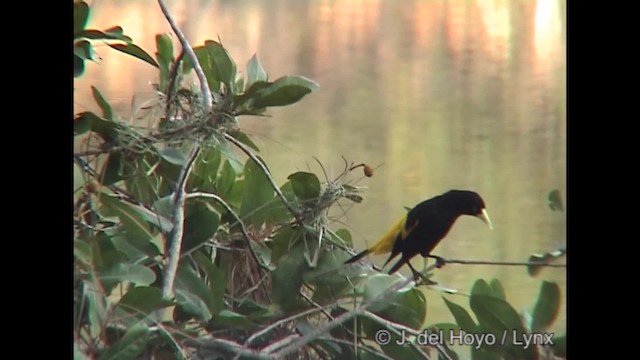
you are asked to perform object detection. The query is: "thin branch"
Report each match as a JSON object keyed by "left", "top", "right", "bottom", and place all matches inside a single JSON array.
[
  {"left": 161, "top": 146, "right": 201, "bottom": 300},
  {"left": 270, "top": 275, "right": 421, "bottom": 358},
  {"left": 223, "top": 132, "right": 299, "bottom": 218},
  {"left": 184, "top": 337, "right": 269, "bottom": 360},
  {"left": 260, "top": 334, "right": 300, "bottom": 354},
  {"left": 73, "top": 155, "right": 137, "bottom": 204},
  {"left": 244, "top": 301, "right": 336, "bottom": 347},
  {"left": 74, "top": 147, "right": 124, "bottom": 157},
  {"left": 317, "top": 337, "right": 396, "bottom": 360},
  {"left": 441, "top": 258, "right": 566, "bottom": 268},
  {"left": 187, "top": 192, "right": 270, "bottom": 273},
  {"left": 359, "top": 310, "right": 433, "bottom": 359},
  {"left": 157, "top": 0, "right": 212, "bottom": 112},
  {"left": 361, "top": 310, "right": 421, "bottom": 336}
]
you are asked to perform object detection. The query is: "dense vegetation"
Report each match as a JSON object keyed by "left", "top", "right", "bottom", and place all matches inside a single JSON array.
[{"left": 73, "top": 2, "right": 566, "bottom": 359}]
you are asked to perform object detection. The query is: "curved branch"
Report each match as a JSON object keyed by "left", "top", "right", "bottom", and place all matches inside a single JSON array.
[
  {"left": 161, "top": 146, "right": 201, "bottom": 300},
  {"left": 187, "top": 192, "right": 270, "bottom": 273},
  {"left": 157, "top": 0, "right": 213, "bottom": 112},
  {"left": 223, "top": 133, "right": 299, "bottom": 218}
]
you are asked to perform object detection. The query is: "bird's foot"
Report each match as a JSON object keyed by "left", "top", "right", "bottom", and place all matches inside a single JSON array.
[{"left": 430, "top": 255, "right": 446, "bottom": 269}]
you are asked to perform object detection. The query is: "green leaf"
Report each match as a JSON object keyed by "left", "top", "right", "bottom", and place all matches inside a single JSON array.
[
  {"left": 155, "top": 33, "right": 174, "bottom": 64},
  {"left": 380, "top": 339, "right": 426, "bottom": 359},
  {"left": 74, "top": 111, "right": 119, "bottom": 141},
  {"left": 210, "top": 310, "right": 255, "bottom": 329},
  {"left": 551, "top": 334, "right": 566, "bottom": 357},
  {"left": 102, "top": 26, "right": 128, "bottom": 41},
  {"left": 471, "top": 348, "right": 502, "bottom": 360},
  {"left": 442, "top": 296, "right": 478, "bottom": 333},
  {"left": 219, "top": 138, "right": 245, "bottom": 173},
  {"left": 383, "top": 286, "right": 426, "bottom": 330},
  {"left": 74, "top": 239, "right": 92, "bottom": 265},
  {"left": 91, "top": 86, "right": 114, "bottom": 121},
  {"left": 193, "top": 252, "right": 226, "bottom": 316},
  {"left": 240, "top": 157, "right": 275, "bottom": 227},
  {"left": 304, "top": 248, "right": 352, "bottom": 286},
  {"left": 74, "top": 55, "right": 85, "bottom": 77},
  {"left": 270, "top": 226, "right": 300, "bottom": 263},
  {"left": 548, "top": 189, "right": 564, "bottom": 212},
  {"left": 246, "top": 54, "right": 267, "bottom": 87},
  {"left": 236, "top": 77, "right": 245, "bottom": 94},
  {"left": 128, "top": 201, "right": 173, "bottom": 234},
  {"left": 175, "top": 264, "right": 215, "bottom": 321},
  {"left": 470, "top": 295, "right": 525, "bottom": 334},
  {"left": 100, "top": 153, "right": 122, "bottom": 183},
  {"left": 216, "top": 160, "right": 236, "bottom": 196},
  {"left": 74, "top": 40, "right": 97, "bottom": 61},
  {"left": 107, "top": 43, "right": 158, "bottom": 68},
  {"left": 183, "top": 45, "right": 220, "bottom": 92},
  {"left": 98, "top": 263, "right": 156, "bottom": 287},
  {"left": 271, "top": 243, "right": 306, "bottom": 311},
  {"left": 252, "top": 75, "right": 319, "bottom": 108},
  {"left": 489, "top": 278, "right": 506, "bottom": 300},
  {"left": 91, "top": 234, "right": 119, "bottom": 271},
  {"left": 74, "top": 1, "right": 90, "bottom": 36},
  {"left": 232, "top": 80, "right": 271, "bottom": 111},
  {"left": 287, "top": 171, "right": 321, "bottom": 202},
  {"left": 158, "top": 148, "right": 186, "bottom": 166},
  {"left": 99, "top": 322, "right": 149, "bottom": 360},
  {"left": 116, "top": 286, "right": 173, "bottom": 317},
  {"left": 182, "top": 203, "right": 220, "bottom": 254},
  {"left": 100, "top": 194, "right": 157, "bottom": 253},
  {"left": 83, "top": 279, "right": 107, "bottom": 338},
  {"left": 469, "top": 294, "right": 536, "bottom": 359},
  {"left": 530, "top": 281, "right": 561, "bottom": 332},
  {"left": 191, "top": 146, "right": 222, "bottom": 191},
  {"left": 78, "top": 29, "right": 124, "bottom": 41},
  {"left": 155, "top": 33, "right": 173, "bottom": 92},
  {"left": 335, "top": 228, "right": 353, "bottom": 247},
  {"left": 471, "top": 279, "right": 493, "bottom": 297},
  {"left": 228, "top": 130, "right": 260, "bottom": 152},
  {"left": 205, "top": 40, "right": 237, "bottom": 93}
]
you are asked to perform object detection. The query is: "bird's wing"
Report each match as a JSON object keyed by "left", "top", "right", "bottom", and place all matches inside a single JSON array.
[{"left": 368, "top": 215, "right": 406, "bottom": 254}]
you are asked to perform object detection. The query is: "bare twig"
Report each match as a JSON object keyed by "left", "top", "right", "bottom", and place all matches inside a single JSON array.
[
  {"left": 314, "top": 337, "right": 395, "bottom": 360},
  {"left": 73, "top": 154, "right": 137, "bottom": 204},
  {"left": 157, "top": 0, "right": 213, "bottom": 112},
  {"left": 161, "top": 145, "right": 201, "bottom": 300},
  {"left": 74, "top": 147, "right": 125, "bottom": 157},
  {"left": 184, "top": 337, "right": 269, "bottom": 360},
  {"left": 156, "top": 0, "right": 213, "bottom": 302},
  {"left": 223, "top": 132, "right": 299, "bottom": 218},
  {"left": 187, "top": 192, "right": 270, "bottom": 272},
  {"left": 441, "top": 258, "right": 566, "bottom": 268},
  {"left": 260, "top": 334, "right": 300, "bottom": 354},
  {"left": 270, "top": 275, "right": 421, "bottom": 358},
  {"left": 244, "top": 302, "right": 336, "bottom": 346}
]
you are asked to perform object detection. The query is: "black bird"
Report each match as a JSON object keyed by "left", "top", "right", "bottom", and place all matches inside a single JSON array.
[{"left": 344, "top": 190, "right": 492, "bottom": 278}]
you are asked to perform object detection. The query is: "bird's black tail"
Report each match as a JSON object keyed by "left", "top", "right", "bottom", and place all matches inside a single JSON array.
[
  {"left": 344, "top": 249, "right": 370, "bottom": 264},
  {"left": 387, "top": 256, "right": 410, "bottom": 274}
]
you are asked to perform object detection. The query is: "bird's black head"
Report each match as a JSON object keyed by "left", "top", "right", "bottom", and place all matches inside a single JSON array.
[
  {"left": 443, "top": 190, "right": 493, "bottom": 229},
  {"left": 444, "top": 190, "right": 485, "bottom": 215}
]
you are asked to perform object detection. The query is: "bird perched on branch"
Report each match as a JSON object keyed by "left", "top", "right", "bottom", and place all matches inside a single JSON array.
[{"left": 344, "top": 190, "right": 493, "bottom": 279}]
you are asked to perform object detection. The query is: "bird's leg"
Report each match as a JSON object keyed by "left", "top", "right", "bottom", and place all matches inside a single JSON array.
[
  {"left": 428, "top": 255, "right": 447, "bottom": 268},
  {"left": 407, "top": 261, "right": 429, "bottom": 283}
]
